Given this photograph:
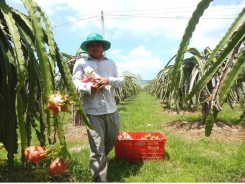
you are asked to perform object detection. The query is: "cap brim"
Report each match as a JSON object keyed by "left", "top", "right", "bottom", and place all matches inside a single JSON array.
[{"left": 80, "top": 40, "right": 111, "bottom": 52}]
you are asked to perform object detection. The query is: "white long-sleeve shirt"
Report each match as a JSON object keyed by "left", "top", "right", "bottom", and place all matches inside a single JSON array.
[{"left": 72, "top": 56, "right": 125, "bottom": 115}]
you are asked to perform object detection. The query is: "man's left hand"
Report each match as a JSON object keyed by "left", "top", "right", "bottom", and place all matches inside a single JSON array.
[{"left": 94, "top": 77, "right": 109, "bottom": 88}]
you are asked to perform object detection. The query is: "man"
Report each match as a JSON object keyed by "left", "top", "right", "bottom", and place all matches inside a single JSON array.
[{"left": 72, "top": 33, "right": 125, "bottom": 182}]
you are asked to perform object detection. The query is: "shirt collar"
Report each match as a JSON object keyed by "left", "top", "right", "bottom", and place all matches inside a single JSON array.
[{"left": 87, "top": 55, "right": 107, "bottom": 61}]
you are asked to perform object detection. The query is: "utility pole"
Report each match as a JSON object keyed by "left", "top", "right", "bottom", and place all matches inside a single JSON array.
[{"left": 101, "top": 10, "right": 106, "bottom": 56}]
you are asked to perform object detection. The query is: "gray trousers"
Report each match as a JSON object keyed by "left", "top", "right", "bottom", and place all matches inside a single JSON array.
[{"left": 86, "top": 110, "right": 120, "bottom": 182}]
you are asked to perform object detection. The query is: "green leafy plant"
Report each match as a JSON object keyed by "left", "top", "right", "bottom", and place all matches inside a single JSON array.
[
  {"left": 145, "top": 0, "right": 245, "bottom": 136},
  {"left": 0, "top": 0, "right": 93, "bottom": 180}
]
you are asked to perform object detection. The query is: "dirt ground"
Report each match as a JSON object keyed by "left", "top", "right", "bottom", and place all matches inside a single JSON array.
[
  {"left": 64, "top": 121, "right": 245, "bottom": 144},
  {"left": 162, "top": 120, "right": 245, "bottom": 143},
  {"left": 64, "top": 113, "right": 245, "bottom": 144},
  {"left": 63, "top": 122, "right": 88, "bottom": 143}
]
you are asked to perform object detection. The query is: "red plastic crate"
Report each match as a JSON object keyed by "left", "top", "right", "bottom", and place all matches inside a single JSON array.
[{"left": 115, "top": 132, "right": 167, "bottom": 162}]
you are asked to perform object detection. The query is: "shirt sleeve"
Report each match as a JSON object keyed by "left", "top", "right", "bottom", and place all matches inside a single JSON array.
[
  {"left": 108, "top": 62, "right": 125, "bottom": 88},
  {"left": 72, "top": 59, "right": 92, "bottom": 94}
]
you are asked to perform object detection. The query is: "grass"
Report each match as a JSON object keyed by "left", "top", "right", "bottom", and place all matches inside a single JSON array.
[
  {"left": 110, "top": 91, "right": 245, "bottom": 182},
  {"left": 1, "top": 91, "right": 245, "bottom": 182}
]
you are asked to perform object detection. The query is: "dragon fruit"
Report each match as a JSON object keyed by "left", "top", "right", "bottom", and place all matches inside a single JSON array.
[
  {"left": 81, "top": 68, "right": 98, "bottom": 83},
  {"left": 46, "top": 92, "right": 70, "bottom": 114},
  {"left": 24, "top": 145, "right": 46, "bottom": 164},
  {"left": 81, "top": 74, "right": 95, "bottom": 83},
  {"left": 48, "top": 156, "right": 68, "bottom": 175}
]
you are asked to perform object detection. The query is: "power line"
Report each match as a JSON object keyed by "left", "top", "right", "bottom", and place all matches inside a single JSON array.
[
  {"left": 105, "top": 14, "right": 236, "bottom": 20},
  {"left": 52, "top": 15, "right": 100, "bottom": 28},
  {"left": 103, "top": 3, "right": 245, "bottom": 13},
  {"left": 50, "top": 12, "right": 99, "bottom": 22},
  {"left": 50, "top": 3, "right": 244, "bottom": 29},
  {"left": 51, "top": 15, "right": 237, "bottom": 29},
  {"left": 49, "top": 4, "right": 244, "bottom": 23}
]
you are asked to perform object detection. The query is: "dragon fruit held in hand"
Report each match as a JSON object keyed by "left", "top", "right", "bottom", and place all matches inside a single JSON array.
[
  {"left": 81, "top": 74, "right": 95, "bottom": 83},
  {"left": 81, "top": 68, "right": 98, "bottom": 83}
]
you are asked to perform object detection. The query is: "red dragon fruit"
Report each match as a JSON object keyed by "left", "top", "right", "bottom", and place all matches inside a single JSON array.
[
  {"left": 81, "top": 68, "right": 97, "bottom": 83},
  {"left": 46, "top": 92, "right": 70, "bottom": 114},
  {"left": 81, "top": 74, "right": 95, "bottom": 83},
  {"left": 24, "top": 145, "right": 46, "bottom": 164},
  {"left": 48, "top": 156, "right": 68, "bottom": 175}
]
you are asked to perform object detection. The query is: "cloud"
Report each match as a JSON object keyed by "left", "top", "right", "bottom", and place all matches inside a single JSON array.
[
  {"left": 129, "top": 45, "right": 152, "bottom": 58},
  {"left": 189, "top": 3, "right": 244, "bottom": 50},
  {"left": 110, "top": 49, "right": 122, "bottom": 55},
  {"left": 116, "top": 45, "right": 164, "bottom": 79},
  {"left": 8, "top": 0, "right": 245, "bottom": 80}
]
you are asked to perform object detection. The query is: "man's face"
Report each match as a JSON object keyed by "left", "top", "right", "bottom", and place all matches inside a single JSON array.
[{"left": 87, "top": 41, "right": 104, "bottom": 60}]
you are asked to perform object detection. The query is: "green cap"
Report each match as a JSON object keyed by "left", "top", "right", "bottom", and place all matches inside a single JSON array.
[{"left": 80, "top": 33, "right": 111, "bottom": 52}]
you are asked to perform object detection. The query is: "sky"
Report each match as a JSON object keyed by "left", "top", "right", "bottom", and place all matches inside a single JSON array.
[{"left": 6, "top": 0, "right": 245, "bottom": 80}]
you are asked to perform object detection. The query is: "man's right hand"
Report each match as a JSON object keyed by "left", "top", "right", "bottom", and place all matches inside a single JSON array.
[{"left": 91, "top": 83, "right": 100, "bottom": 94}]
